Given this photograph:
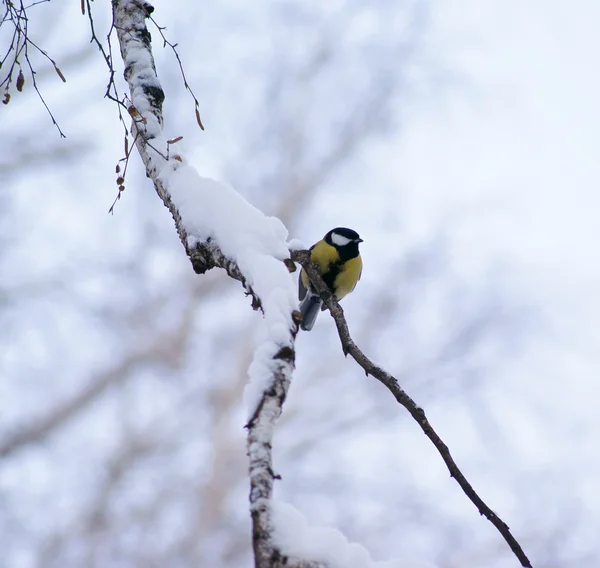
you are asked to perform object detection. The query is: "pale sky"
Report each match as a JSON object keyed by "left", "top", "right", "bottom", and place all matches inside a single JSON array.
[{"left": 1, "top": 1, "right": 599, "bottom": 566}]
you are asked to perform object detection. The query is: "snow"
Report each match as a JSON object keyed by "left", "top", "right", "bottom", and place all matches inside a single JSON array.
[
  {"left": 160, "top": 154, "right": 299, "bottom": 417},
  {"left": 272, "top": 501, "right": 433, "bottom": 568},
  {"left": 116, "top": 0, "right": 300, "bottom": 419},
  {"left": 287, "top": 238, "right": 307, "bottom": 251},
  {"left": 245, "top": 337, "right": 292, "bottom": 417}
]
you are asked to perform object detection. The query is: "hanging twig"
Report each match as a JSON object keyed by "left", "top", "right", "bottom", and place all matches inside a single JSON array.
[
  {"left": 1, "top": 0, "right": 66, "bottom": 135},
  {"left": 149, "top": 16, "right": 205, "bottom": 130}
]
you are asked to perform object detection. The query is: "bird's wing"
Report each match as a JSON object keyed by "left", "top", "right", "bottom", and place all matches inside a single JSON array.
[
  {"left": 298, "top": 241, "right": 320, "bottom": 301},
  {"left": 298, "top": 269, "right": 308, "bottom": 301}
]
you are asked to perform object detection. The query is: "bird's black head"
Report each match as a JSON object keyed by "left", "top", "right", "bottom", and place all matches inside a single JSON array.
[{"left": 325, "top": 227, "right": 363, "bottom": 259}]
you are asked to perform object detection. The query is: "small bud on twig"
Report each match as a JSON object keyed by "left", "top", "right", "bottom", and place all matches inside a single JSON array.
[
  {"left": 16, "top": 70, "right": 25, "bottom": 92},
  {"left": 54, "top": 65, "right": 66, "bottom": 83},
  {"left": 195, "top": 106, "right": 204, "bottom": 130}
]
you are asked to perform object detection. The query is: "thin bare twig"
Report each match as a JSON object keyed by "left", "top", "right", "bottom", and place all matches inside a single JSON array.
[
  {"left": 84, "top": 0, "right": 125, "bottom": 113},
  {"left": 291, "top": 249, "right": 533, "bottom": 568},
  {"left": 1, "top": 0, "right": 66, "bottom": 135},
  {"left": 83, "top": 0, "right": 142, "bottom": 209},
  {"left": 149, "top": 16, "right": 204, "bottom": 130}
]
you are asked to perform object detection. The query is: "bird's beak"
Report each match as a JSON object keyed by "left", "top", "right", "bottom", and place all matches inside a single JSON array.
[{"left": 357, "top": 238, "right": 364, "bottom": 243}]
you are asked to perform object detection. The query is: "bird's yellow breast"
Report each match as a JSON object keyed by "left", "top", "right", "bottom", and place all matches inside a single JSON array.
[
  {"left": 300, "top": 241, "right": 362, "bottom": 301},
  {"left": 333, "top": 255, "right": 362, "bottom": 300}
]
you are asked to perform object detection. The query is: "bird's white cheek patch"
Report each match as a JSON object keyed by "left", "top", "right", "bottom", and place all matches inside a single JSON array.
[{"left": 331, "top": 233, "right": 352, "bottom": 246}]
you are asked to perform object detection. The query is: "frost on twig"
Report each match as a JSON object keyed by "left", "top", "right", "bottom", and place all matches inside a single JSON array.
[{"left": 291, "top": 250, "right": 533, "bottom": 568}]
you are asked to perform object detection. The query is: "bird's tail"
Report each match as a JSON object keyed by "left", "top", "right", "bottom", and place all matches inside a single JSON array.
[{"left": 299, "top": 293, "right": 323, "bottom": 331}]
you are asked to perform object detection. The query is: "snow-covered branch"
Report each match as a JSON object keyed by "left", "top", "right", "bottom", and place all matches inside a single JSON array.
[
  {"left": 112, "top": 3, "right": 531, "bottom": 567},
  {"left": 111, "top": 2, "right": 316, "bottom": 566},
  {"left": 291, "top": 250, "right": 533, "bottom": 568}
]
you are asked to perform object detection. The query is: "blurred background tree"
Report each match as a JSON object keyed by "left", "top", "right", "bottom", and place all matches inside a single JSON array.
[{"left": 1, "top": 1, "right": 600, "bottom": 567}]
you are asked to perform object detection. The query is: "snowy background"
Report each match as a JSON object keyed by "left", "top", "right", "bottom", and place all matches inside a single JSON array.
[{"left": 1, "top": 0, "right": 599, "bottom": 567}]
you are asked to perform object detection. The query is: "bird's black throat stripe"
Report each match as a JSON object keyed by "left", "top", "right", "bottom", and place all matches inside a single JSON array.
[
  {"left": 338, "top": 243, "right": 360, "bottom": 262},
  {"left": 322, "top": 244, "right": 359, "bottom": 292}
]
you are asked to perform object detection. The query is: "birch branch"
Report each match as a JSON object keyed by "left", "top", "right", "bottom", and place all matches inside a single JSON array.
[
  {"left": 291, "top": 249, "right": 533, "bottom": 568},
  {"left": 112, "top": 0, "right": 260, "bottom": 302},
  {"left": 112, "top": 2, "right": 311, "bottom": 566}
]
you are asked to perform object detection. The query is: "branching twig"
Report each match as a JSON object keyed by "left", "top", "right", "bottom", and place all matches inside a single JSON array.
[
  {"left": 1, "top": 0, "right": 66, "bottom": 135},
  {"left": 291, "top": 249, "right": 533, "bottom": 568}
]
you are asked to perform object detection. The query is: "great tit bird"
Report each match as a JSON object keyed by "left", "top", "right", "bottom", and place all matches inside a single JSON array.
[{"left": 298, "top": 227, "right": 363, "bottom": 331}]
